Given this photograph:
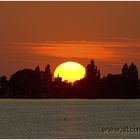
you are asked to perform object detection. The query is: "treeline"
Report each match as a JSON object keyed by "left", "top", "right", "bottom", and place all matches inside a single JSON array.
[{"left": 0, "top": 60, "right": 140, "bottom": 99}]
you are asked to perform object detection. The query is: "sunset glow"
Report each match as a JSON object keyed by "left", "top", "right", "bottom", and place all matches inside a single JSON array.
[
  {"left": 31, "top": 42, "right": 119, "bottom": 61},
  {"left": 0, "top": 2, "right": 140, "bottom": 78},
  {"left": 54, "top": 61, "right": 86, "bottom": 82}
]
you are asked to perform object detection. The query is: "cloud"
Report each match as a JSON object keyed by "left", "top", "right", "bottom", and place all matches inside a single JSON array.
[
  {"left": 1, "top": 39, "right": 140, "bottom": 62},
  {"left": 3, "top": 39, "right": 139, "bottom": 64},
  {"left": 24, "top": 41, "right": 121, "bottom": 62}
]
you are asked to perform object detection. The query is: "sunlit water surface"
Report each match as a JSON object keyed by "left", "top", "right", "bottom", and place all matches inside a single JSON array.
[{"left": 0, "top": 99, "right": 140, "bottom": 138}]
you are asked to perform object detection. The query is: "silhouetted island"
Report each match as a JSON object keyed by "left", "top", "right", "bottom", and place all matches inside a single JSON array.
[{"left": 0, "top": 60, "right": 140, "bottom": 99}]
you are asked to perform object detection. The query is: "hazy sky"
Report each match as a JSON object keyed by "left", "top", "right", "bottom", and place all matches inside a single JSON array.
[{"left": 0, "top": 2, "right": 140, "bottom": 78}]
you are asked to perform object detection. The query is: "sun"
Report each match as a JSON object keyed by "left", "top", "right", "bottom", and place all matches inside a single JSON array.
[{"left": 54, "top": 61, "right": 86, "bottom": 83}]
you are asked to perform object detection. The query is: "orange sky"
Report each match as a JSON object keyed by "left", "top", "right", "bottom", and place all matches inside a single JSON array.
[{"left": 0, "top": 2, "right": 140, "bottom": 77}]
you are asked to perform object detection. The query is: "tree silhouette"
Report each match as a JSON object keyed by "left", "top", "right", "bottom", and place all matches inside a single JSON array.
[
  {"left": 10, "top": 69, "right": 42, "bottom": 98},
  {"left": 0, "top": 76, "right": 9, "bottom": 97},
  {"left": 85, "top": 60, "right": 101, "bottom": 98},
  {"left": 35, "top": 65, "right": 40, "bottom": 73},
  {"left": 121, "top": 62, "right": 139, "bottom": 98},
  {"left": 44, "top": 64, "right": 52, "bottom": 84},
  {"left": 128, "top": 62, "right": 138, "bottom": 83},
  {"left": 0, "top": 60, "right": 139, "bottom": 99},
  {"left": 42, "top": 64, "right": 53, "bottom": 98},
  {"left": 86, "top": 60, "right": 100, "bottom": 81},
  {"left": 122, "top": 62, "right": 138, "bottom": 83},
  {"left": 122, "top": 63, "right": 129, "bottom": 78}
]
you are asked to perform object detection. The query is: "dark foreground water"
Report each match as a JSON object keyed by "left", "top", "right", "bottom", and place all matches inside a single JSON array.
[{"left": 0, "top": 99, "right": 140, "bottom": 138}]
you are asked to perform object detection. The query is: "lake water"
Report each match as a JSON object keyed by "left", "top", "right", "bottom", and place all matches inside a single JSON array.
[{"left": 0, "top": 99, "right": 140, "bottom": 138}]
